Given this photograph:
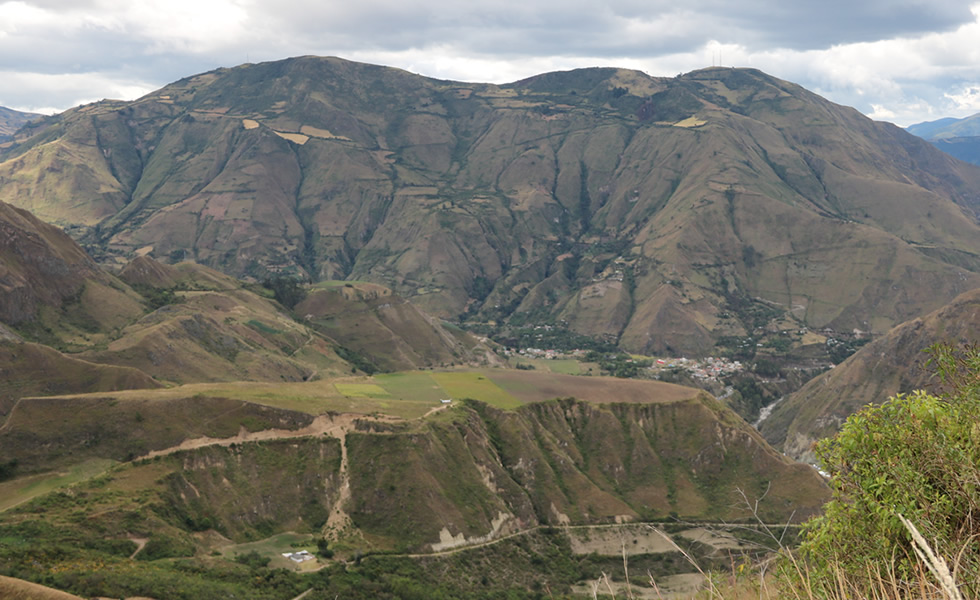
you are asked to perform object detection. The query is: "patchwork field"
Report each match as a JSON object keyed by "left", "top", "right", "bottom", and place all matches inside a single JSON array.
[{"left": 12, "top": 369, "right": 701, "bottom": 424}]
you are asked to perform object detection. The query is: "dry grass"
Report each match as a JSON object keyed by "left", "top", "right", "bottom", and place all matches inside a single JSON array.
[
  {"left": 587, "top": 513, "right": 974, "bottom": 600},
  {"left": 0, "top": 576, "right": 84, "bottom": 600}
]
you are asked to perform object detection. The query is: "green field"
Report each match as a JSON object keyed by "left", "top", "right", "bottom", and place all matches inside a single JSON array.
[
  {"left": 334, "top": 383, "right": 391, "bottom": 398},
  {"left": 430, "top": 372, "right": 522, "bottom": 409},
  {"left": 374, "top": 372, "right": 449, "bottom": 401},
  {"left": 0, "top": 458, "right": 117, "bottom": 512},
  {"left": 512, "top": 358, "right": 588, "bottom": 375},
  {"left": 220, "top": 532, "right": 320, "bottom": 571}
]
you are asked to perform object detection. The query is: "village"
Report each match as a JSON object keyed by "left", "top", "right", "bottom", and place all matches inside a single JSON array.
[{"left": 503, "top": 345, "right": 745, "bottom": 382}]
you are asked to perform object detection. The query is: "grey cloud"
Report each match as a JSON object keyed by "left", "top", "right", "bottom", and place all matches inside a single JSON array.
[{"left": 254, "top": 0, "right": 976, "bottom": 57}]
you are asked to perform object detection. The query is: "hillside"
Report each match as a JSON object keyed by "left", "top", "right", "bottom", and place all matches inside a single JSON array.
[
  {"left": 0, "top": 576, "right": 84, "bottom": 600},
  {"left": 0, "top": 383, "right": 827, "bottom": 549},
  {"left": 0, "top": 107, "right": 41, "bottom": 141},
  {"left": 297, "top": 282, "right": 502, "bottom": 372},
  {"left": 759, "top": 287, "right": 980, "bottom": 462},
  {"left": 0, "top": 201, "right": 501, "bottom": 386},
  {"left": 2, "top": 58, "right": 979, "bottom": 355},
  {"left": 0, "top": 201, "right": 137, "bottom": 330}
]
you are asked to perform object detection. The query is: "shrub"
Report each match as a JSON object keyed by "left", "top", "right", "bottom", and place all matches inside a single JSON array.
[
  {"left": 798, "top": 343, "right": 980, "bottom": 595},
  {"left": 234, "top": 550, "right": 271, "bottom": 569}
]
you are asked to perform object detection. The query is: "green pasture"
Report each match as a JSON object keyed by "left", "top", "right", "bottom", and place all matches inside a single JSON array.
[
  {"left": 0, "top": 458, "right": 117, "bottom": 512},
  {"left": 513, "top": 358, "right": 585, "bottom": 375},
  {"left": 220, "top": 532, "right": 319, "bottom": 570},
  {"left": 374, "top": 372, "right": 449, "bottom": 402},
  {"left": 430, "top": 372, "right": 522, "bottom": 409},
  {"left": 333, "top": 383, "right": 391, "bottom": 398}
]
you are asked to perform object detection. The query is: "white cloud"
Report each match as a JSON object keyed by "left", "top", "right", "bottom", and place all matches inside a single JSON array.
[
  {"left": 2, "top": 0, "right": 980, "bottom": 127},
  {"left": 0, "top": 70, "right": 155, "bottom": 112},
  {"left": 945, "top": 85, "right": 980, "bottom": 111}
]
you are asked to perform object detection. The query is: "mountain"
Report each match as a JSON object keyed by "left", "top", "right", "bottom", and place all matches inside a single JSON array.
[
  {"left": 0, "top": 107, "right": 42, "bottom": 141},
  {"left": 2, "top": 58, "right": 979, "bottom": 357},
  {"left": 759, "top": 287, "right": 980, "bottom": 462},
  {"left": 908, "top": 113, "right": 980, "bottom": 139},
  {"left": 907, "top": 113, "right": 980, "bottom": 165}
]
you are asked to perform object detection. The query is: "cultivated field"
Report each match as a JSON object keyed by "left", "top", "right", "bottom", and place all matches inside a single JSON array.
[{"left": 13, "top": 368, "right": 701, "bottom": 422}]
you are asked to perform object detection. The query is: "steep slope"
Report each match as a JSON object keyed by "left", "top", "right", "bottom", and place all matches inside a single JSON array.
[
  {"left": 931, "top": 137, "right": 980, "bottom": 166},
  {"left": 340, "top": 397, "right": 827, "bottom": 552},
  {"left": 1, "top": 392, "right": 827, "bottom": 551},
  {"left": 0, "top": 206, "right": 351, "bottom": 383},
  {"left": 0, "top": 200, "right": 146, "bottom": 348},
  {"left": 0, "top": 201, "right": 499, "bottom": 384},
  {"left": 3, "top": 59, "right": 980, "bottom": 354},
  {"left": 760, "top": 288, "right": 980, "bottom": 462},
  {"left": 297, "top": 283, "right": 502, "bottom": 372}
]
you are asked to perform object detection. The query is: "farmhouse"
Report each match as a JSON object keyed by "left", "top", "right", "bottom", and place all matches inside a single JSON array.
[{"left": 281, "top": 550, "right": 314, "bottom": 563}]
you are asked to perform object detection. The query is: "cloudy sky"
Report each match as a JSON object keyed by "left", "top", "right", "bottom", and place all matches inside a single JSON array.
[{"left": 3, "top": 0, "right": 980, "bottom": 126}]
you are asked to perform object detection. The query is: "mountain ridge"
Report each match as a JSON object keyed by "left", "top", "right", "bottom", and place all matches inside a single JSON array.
[
  {"left": 907, "top": 112, "right": 980, "bottom": 166},
  {"left": 760, "top": 287, "right": 980, "bottom": 462},
  {"left": 2, "top": 57, "right": 980, "bottom": 355}
]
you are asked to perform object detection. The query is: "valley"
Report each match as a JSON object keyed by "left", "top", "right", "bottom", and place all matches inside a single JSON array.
[{"left": 1, "top": 55, "right": 979, "bottom": 599}]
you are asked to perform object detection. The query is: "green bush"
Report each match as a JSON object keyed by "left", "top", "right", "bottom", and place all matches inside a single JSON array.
[
  {"left": 136, "top": 534, "right": 196, "bottom": 561},
  {"left": 799, "top": 343, "right": 980, "bottom": 594},
  {"left": 234, "top": 550, "right": 271, "bottom": 569}
]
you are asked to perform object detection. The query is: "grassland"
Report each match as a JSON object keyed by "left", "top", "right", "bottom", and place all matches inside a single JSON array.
[
  {"left": 511, "top": 357, "right": 589, "bottom": 374},
  {"left": 220, "top": 532, "right": 321, "bottom": 571},
  {"left": 0, "top": 576, "right": 84, "bottom": 600},
  {"left": 21, "top": 369, "right": 701, "bottom": 425},
  {"left": 0, "top": 458, "right": 116, "bottom": 512},
  {"left": 430, "top": 372, "right": 523, "bottom": 409}
]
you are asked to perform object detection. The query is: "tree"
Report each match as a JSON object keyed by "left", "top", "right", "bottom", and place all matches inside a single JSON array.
[
  {"left": 799, "top": 343, "right": 980, "bottom": 593},
  {"left": 262, "top": 276, "right": 307, "bottom": 310}
]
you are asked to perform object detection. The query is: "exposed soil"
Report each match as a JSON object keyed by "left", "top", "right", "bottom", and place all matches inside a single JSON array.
[{"left": 128, "top": 537, "right": 148, "bottom": 559}]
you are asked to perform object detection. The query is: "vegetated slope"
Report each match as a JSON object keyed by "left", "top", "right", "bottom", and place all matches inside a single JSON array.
[
  {"left": 0, "top": 107, "right": 41, "bottom": 141},
  {"left": 297, "top": 283, "right": 502, "bottom": 372},
  {"left": 760, "top": 287, "right": 980, "bottom": 462},
  {"left": 341, "top": 397, "right": 827, "bottom": 552},
  {"left": 930, "top": 137, "right": 980, "bottom": 166},
  {"left": 0, "top": 342, "right": 159, "bottom": 420},
  {"left": 907, "top": 112, "right": 980, "bottom": 166},
  {"left": 1, "top": 393, "right": 827, "bottom": 555},
  {"left": 0, "top": 202, "right": 497, "bottom": 387},
  {"left": 3, "top": 59, "right": 979, "bottom": 355},
  {"left": 0, "top": 207, "right": 351, "bottom": 384},
  {"left": 86, "top": 259, "right": 353, "bottom": 384},
  {"left": 0, "top": 392, "right": 316, "bottom": 471}
]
